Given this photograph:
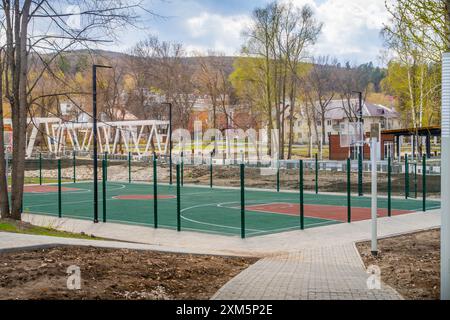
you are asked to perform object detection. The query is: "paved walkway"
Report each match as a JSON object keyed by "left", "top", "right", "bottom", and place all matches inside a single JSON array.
[
  {"left": 212, "top": 244, "right": 402, "bottom": 300},
  {"left": 1, "top": 209, "right": 441, "bottom": 299}
]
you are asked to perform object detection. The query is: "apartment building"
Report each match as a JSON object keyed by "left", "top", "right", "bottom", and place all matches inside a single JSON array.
[{"left": 290, "top": 100, "right": 401, "bottom": 145}]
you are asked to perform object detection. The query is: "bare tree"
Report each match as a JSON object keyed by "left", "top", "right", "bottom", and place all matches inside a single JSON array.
[
  {"left": 0, "top": 0, "right": 149, "bottom": 219},
  {"left": 277, "top": 3, "right": 321, "bottom": 158},
  {"left": 336, "top": 62, "right": 370, "bottom": 122},
  {"left": 0, "top": 47, "right": 10, "bottom": 218},
  {"left": 305, "top": 56, "right": 337, "bottom": 155},
  {"left": 194, "top": 52, "right": 235, "bottom": 130}
]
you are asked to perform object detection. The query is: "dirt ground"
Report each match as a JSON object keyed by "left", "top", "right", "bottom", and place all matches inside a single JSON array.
[
  {"left": 357, "top": 229, "right": 440, "bottom": 300},
  {"left": 0, "top": 246, "right": 257, "bottom": 300}
]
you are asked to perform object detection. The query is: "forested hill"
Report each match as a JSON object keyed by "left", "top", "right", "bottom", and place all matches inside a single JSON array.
[{"left": 50, "top": 49, "right": 385, "bottom": 92}]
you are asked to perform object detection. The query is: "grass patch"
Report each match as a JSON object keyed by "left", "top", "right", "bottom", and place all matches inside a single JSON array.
[{"left": 0, "top": 219, "right": 100, "bottom": 240}]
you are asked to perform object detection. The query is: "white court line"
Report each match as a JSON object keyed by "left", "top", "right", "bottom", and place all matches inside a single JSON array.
[
  {"left": 24, "top": 182, "right": 127, "bottom": 196},
  {"left": 25, "top": 183, "right": 127, "bottom": 208},
  {"left": 218, "top": 201, "right": 342, "bottom": 224},
  {"left": 180, "top": 203, "right": 263, "bottom": 232}
]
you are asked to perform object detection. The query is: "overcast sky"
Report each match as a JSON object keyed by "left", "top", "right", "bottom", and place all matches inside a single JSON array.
[{"left": 104, "top": 0, "right": 391, "bottom": 66}]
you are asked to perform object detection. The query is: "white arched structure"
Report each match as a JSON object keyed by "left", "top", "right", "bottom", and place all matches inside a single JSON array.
[
  {"left": 4, "top": 118, "right": 170, "bottom": 158},
  {"left": 51, "top": 120, "right": 170, "bottom": 157}
]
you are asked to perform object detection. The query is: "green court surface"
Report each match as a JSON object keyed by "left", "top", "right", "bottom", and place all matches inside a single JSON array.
[{"left": 22, "top": 182, "right": 441, "bottom": 237}]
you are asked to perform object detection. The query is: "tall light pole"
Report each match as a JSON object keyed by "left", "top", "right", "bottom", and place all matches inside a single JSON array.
[
  {"left": 162, "top": 102, "right": 173, "bottom": 185},
  {"left": 92, "top": 64, "right": 112, "bottom": 223},
  {"left": 441, "top": 52, "right": 450, "bottom": 300},
  {"left": 353, "top": 91, "right": 364, "bottom": 196}
]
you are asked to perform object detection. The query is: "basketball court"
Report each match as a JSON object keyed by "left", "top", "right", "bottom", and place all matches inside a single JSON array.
[{"left": 22, "top": 181, "right": 440, "bottom": 237}]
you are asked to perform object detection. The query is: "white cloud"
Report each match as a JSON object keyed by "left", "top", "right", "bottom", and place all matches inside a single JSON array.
[
  {"left": 290, "top": 0, "right": 390, "bottom": 63},
  {"left": 185, "top": 12, "right": 252, "bottom": 55},
  {"left": 184, "top": 0, "right": 389, "bottom": 63}
]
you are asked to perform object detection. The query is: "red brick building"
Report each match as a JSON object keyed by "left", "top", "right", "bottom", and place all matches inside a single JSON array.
[{"left": 329, "top": 132, "right": 395, "bottom": 160}]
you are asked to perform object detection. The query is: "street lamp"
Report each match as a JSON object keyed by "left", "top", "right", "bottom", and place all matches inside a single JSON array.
[
  {"left": 92, "top": 64, "right": 112, "bottom": 223},
  {"left": 162, "top": 102, "right": 173, "bottom": 185},
  {"left": 352, "top": 91, "right": 364, "bottom": 196}
]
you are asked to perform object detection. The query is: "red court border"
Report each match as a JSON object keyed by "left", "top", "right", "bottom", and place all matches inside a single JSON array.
[
  {"left": 21, "top": 186, "right": 81, "bottom": 193},
  {"left": 245, "top": 202, "right": 413, "bottom": 222},
  {"left": 113, "top": 195, "right": 176, "bottom": 200}
]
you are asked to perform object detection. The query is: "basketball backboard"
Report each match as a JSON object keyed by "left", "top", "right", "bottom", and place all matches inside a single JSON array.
[{"left": 339, "top": 122, "right": 364, "bottom": 148}]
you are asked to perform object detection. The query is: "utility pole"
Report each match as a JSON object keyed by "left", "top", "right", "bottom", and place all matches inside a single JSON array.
[
  {"left": 92, "top": 64, "right": 112, "bottom": 223},
  {"left": 353, "top": 91, "right": 364, "bottom": 196}
]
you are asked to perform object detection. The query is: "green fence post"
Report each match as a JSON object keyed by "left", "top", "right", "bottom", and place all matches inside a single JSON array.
[
  {"left": 58, "top": 159, "right": 62, "bottom": 218},
  {"left": 405, "top": 154, "right": 409, "bottom": 199},
  {"left": 102, "top": 159, "right": 106, "bottom": 223},
  {"left": 276, "top": 160, "right": 280, "bottom": 192},
  {"left": 181, "top": 152, "right": 184, "bottom": 187},
  {"left": 240, "top": 163, "right": 246, "bottom": 239},
  {"left": 358, "top": 152, "right": 363, "bottom": 196},
  {"left": 128, "top": 152, "right": 131, "bottom": 183},
  {"left": 414, "top": 162, "right": 418, "bottom": 199},
  {"left": 39, "top": 153, "right": 42, "bottom": 185},
  {"left": 423, "top": 155, "right": 427, "bottom": 212},
  {"left": 300, "top": 160, "right": 304, "bottom": 230},
  {"left": 210, "top": 154, "right": 213, "bottom": 188},
  {"left": 315, "top": 153, "right": 318, "bottom": 194},
  {"left": 104, "top": 152, "right": 108, "bottom": 182},
  {"left": 73, "top": 151, "right": 76, "bottom": 183},
  {"left": 388, "top": 157, "right": 392, "bottom": 217},
  {"left": 153, "top": 154, "right": 158, "bottom": 228},
  {"left": 176, "top": 164, "right": 181, "bottom": 231},
  {"left": 347, "top": 158, "right": 351, "bottom": 223}
]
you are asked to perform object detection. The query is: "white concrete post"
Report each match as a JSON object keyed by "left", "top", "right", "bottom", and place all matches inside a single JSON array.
[
  {"left": 441, "top": 52, "right": 450, "bottom": 300},
  {"left": 371, "top": 137, "right": 378, "bottom": 256}
]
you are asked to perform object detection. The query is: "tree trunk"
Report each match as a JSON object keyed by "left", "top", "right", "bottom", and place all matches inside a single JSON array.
[
  {"left": 287, "top": 85, "right": 296, "bottom": 159},
  {"left": 446, "top": 0, "right": 450, "bottom": 51},
  {"left": 321, "top": 112, "right": 326, "bottom": 146},
  {"left": 10, "top": 0, "right": 32, "bottom": 220},
  {"left": 0, "top": 57, "right": 10, "bottom": 218}
]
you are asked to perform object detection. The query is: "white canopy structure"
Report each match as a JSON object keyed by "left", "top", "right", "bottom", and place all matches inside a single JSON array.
[{"left": 4, "top": 118, "right": 170, "bottom": 158}]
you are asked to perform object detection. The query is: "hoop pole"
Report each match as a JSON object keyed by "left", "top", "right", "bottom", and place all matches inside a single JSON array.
[
  {"left": 347, "top": 158, "right": 351, "bottom": 223},
  {"left": 405, "top": 154, "right": 409, "bottom": 199},
  {"left": 153, "top": 154, "right": 158, "bottom": 228},
  {"left": 423, "top": 155, "right": 427, "bottom": 212},
  {"left": 210, "top": 155, "right": 213, "bottom": 188},
  {"left": 300, "top": 160, "right": 304, "bottom": 230},
  {"left": 102, "top": 159, "right": 106, "bottom": 222},
  {"left": 58, "top": 159, "right": 62, "bottom": 218},
  {"left": 128, "top": 152, "right": 131, "bottom": 183},
  {"left": 315, "top": 153, "right": 318, "bottom": 194},
  {"left": 39, "top": 153, "right": 42, "bottom": 185},
  {"left": 388, "top": 156, "right": 392, "bottom": 217},
  {"left": 240, "top": 163, "right": 245, "bottom": 239},
  {"left": 73, "top": 151, "right": 76, "bottom": 183},
  {"left": 276, "top": 160, "right": 280, "bottom": 192},
  {"left": 358, "top": 152, "right": 363, "bottom": 196},
  {"left": 176, "top": 164, "right": 181, "bottom": 231}
]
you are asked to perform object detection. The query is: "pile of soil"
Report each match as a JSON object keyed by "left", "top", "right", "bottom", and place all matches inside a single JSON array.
[
  {"left": 357, "top": 229, "right": 440, "bottom": 300},
  {"left": 0, "top": 246, "right": 257, "bottom": 300}
]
